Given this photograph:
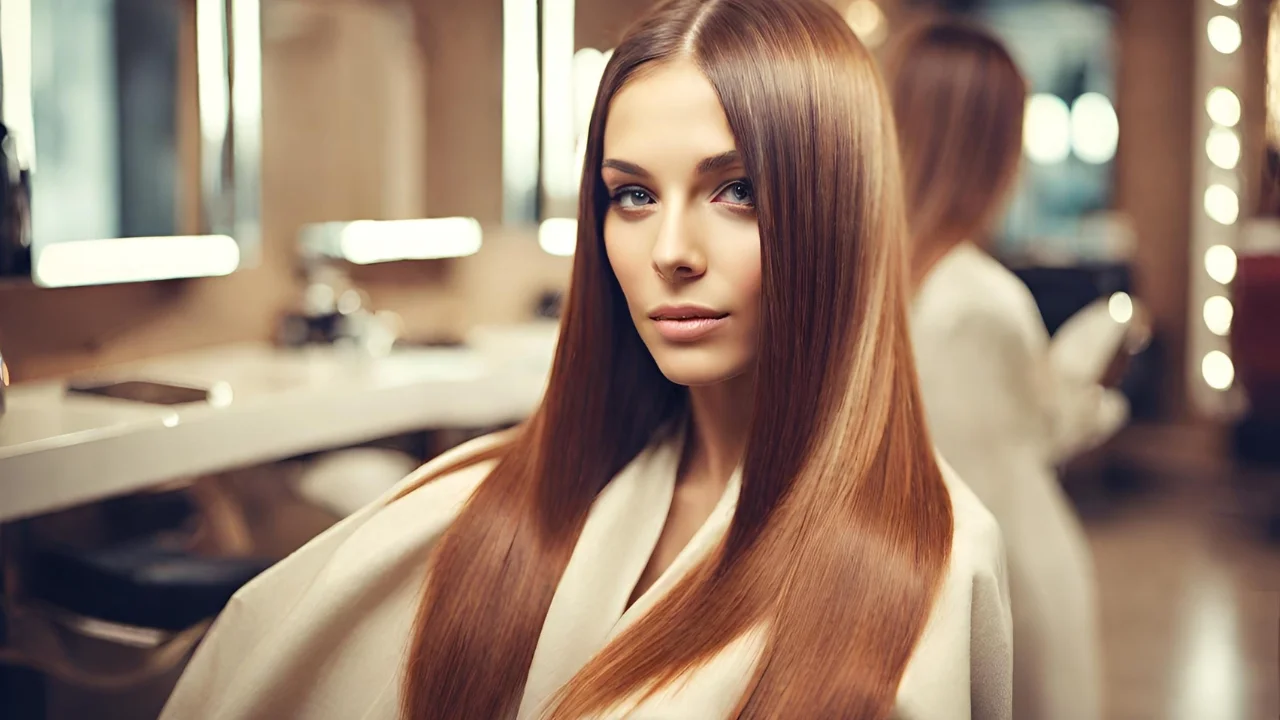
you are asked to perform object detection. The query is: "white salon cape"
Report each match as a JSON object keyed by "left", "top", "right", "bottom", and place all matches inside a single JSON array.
[
  {"left": 161, "top": 428, "right": 1013, "bottom": 719},
  {"left": 910, "top": 242, "right": 1129, "bottom": 720}
]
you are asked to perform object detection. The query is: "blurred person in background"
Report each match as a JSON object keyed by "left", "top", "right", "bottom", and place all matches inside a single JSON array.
[
  {"left": 160, "top": 0, "right": 1013, "bottom": 718},
  {"left": 887, "top": 19, "right": 1130, "bottom": 720}
]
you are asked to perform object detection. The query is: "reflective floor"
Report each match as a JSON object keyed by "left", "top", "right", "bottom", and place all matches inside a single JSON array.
[{"left": 1081, "top": 459, "right": 1280, "bottom": 720}]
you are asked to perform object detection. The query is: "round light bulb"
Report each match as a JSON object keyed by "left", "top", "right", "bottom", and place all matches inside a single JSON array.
[
  {"left": 1206, "top": 127, "right": 1241, "bottom": 170},
  {"left": 1203, "top": 296, "right": 1234, "bottom": 336},
  {"left": 1108, "top": 292, "right": 1134, "bottom": 324},
  {"left": 1202, "top": 351, "right": 1234, "bottom": 391},
  {"left": 1204, "top": 184, "right": 1240, "bottom": 226},
  {"left": 1204, "top": 245, "right": 1238, "bottom": 284},
  {"left": 1205, "top": 87, "right": 1242, "bottom": 127},
  {"left": 1070, "top": 93, "right": 1119, "bottom": 164},
  {"left": 1024, "top": 94, "right": 1072, "bottom": 164},
  {"left": 1207, "top": 16, "right": 1242, "bottom": 54}
]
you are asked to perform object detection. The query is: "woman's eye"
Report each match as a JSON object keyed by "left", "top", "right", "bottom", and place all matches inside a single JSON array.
[
  {"left": 714, "top": 181, "right": 755, "bottom": 207},
  {"left": 614, "top": 188, "right": 654, "bottom": 209}
]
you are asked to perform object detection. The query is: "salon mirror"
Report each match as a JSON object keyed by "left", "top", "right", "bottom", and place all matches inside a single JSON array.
[{"left": 0, "top": 0, "right": 261, "bottom": 288}]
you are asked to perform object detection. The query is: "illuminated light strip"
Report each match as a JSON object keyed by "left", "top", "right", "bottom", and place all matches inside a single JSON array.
[
  {"left": 538, "top": 218, "right": 576, "bottom": 257},
  {"left": 502, "top": 0, "right": 540, "bottom": 223},
  {"left": 541, "top": 0, "right": 577, "bottom": 204},
  {"left": 232, "top": 0, "right": 263, "bottom": 259},
  {"left": 1187, "top": 0, "right": 1245, "bottom": 414},
  {"left": 302, "top": 218, "right": 483, "bottom": 265},
  {"left": 0, "top": 0, "right": 35, "bottom": 170},
  {"left": 33, "top": 235, "right": 241, "bottom": 288},
  {"left": 196, "top": 0, "right": 230, "bottom": 205}
]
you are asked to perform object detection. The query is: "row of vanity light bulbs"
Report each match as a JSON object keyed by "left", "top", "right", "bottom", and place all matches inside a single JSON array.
[{"left": 1199, "top": 0, "right": 1248, "bottom": 395}]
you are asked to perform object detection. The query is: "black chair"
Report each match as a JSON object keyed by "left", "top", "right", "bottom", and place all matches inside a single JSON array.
[
  {"left": 24, "top": 541, "right": 272, "bottom": 634},
  {"left": 0, "top": 482, "right": 274, "bottom": 718}
]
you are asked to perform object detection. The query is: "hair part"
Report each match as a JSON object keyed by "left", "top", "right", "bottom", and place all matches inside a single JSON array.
[
  {"left": 398, "top": 2, "right": 953, "bottom": 718},
  {"left": 884, "top": 18, "right": 1028, "bottom": 286}
]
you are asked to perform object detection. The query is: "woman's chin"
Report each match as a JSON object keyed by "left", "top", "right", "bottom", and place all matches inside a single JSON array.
[{"left": 651, "top": 353, "right": 751, "bottom": 388}]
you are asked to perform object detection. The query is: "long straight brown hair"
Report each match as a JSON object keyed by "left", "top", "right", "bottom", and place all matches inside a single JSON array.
[
  {"left": 399, "top": 1, "right": 953, "bottom": 717},
  {"left": 884, "top": 19, "right": 1027, "bottom": 286}
]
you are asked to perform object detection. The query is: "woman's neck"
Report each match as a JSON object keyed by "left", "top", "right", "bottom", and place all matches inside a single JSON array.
[{"left": 683, "top": 371, "right": 754, "bottom": 490}]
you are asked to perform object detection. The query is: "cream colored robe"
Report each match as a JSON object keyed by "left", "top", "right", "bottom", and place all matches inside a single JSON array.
[
  {"left": 161, "top": 429, "right": 1012, "bottom": 719},
  {"left": 910, "top": 242, "right": 1127, "bottom": 720}
]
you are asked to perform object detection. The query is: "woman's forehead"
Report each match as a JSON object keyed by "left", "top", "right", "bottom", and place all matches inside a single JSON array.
[{"left": 602, "top": 59, "right": 739, "bottom": 169}]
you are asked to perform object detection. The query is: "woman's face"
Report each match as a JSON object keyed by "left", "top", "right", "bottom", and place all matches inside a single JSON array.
[{"left": 602, "top": 59, "right": 762, "bottom": 388}]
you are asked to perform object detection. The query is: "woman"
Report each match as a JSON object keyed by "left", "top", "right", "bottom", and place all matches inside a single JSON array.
[
  {"left": 162, "top": 1, "right": 1011, "bottom": 717},
  {"left": 887, "top": 20, "right": 1129, "bottom": 720}
]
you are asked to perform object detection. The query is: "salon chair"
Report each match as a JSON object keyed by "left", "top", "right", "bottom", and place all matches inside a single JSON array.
[
  {"left": 0, "top": 482, "right": 274, "bottom": 718},
  {"left": 25, "top": 518, "right": 270, "bottom": 632}
]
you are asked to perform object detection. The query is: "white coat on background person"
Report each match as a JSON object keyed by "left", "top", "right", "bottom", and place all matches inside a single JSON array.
[
  {"left": 910, "top": 241, "right": 1129, "bottom": 720},
  {"left": 886, "top": 19, "right": 1136, "bottom": 720}
]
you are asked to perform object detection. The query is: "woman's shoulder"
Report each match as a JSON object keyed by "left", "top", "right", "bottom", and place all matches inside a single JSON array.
[
  {"left": 936, "top": 453, "right": 1005, "bottom": 579},
  {"left": 895, "top": 457, "right": 1012, "bottom": 718},
  {"left": 387, "top": 430, "right": 512, "bottom": 506},
  {"left": 914, "top": 244, "right": 1039, "bottom": 337}
]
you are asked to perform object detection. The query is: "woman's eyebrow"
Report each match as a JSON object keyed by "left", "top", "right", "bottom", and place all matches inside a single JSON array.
[
  {"left": 695, "top": 150, "right": 743, "bottom": 175},
  {"left": 602, "top": 151, "right": 743, "bottom": 179},
  {"left": 601, "top": 159, "right": 650, "bottom": 178}
]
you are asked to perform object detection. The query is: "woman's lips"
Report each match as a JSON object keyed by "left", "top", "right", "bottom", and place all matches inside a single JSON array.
[
  {"left": 649, "top": 307, "right": 729, "bottom": 343},
  {"left": 652, "top": 316, "right": 728, "bottom": 342}
]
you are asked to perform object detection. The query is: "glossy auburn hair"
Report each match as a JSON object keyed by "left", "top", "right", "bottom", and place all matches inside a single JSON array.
[
  {"left": 883, "top": 18, "right": 1027, "bottom": 286},
  {"left": 399, "top": 0, "right": 953, "bottom": 717}
]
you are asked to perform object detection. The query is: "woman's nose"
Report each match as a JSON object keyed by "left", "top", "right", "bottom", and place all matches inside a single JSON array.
[{"left": 651, "top": 208, "right": 706, "bottom": 283}]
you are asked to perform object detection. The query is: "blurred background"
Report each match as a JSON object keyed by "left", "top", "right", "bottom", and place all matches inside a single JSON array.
[{"left": 0, "top": 0, "right": 1276, "bottom": 717}]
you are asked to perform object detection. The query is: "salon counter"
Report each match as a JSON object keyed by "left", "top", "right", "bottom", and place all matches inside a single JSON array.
[{"left": 0, "top": 327, "right": 557, "bottom": 523}]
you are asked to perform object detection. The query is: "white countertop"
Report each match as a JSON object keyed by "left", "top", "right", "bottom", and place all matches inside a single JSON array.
[{"left": 0, "top": 328, "right": 557, "bottom": 523}]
